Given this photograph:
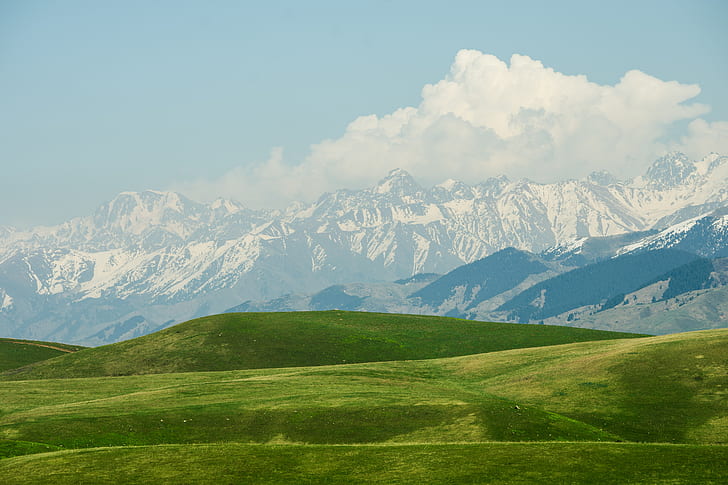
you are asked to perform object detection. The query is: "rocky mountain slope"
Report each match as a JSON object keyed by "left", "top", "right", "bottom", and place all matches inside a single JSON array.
[{"left": 1, "top": 152, "right": 726, "bottom": 344}]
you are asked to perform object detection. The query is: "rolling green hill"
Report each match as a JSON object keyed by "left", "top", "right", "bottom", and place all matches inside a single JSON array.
[
  {"left": 1, "top": 311, "right": 644, "bottom": 379},
  {"left": 0, "top": 329, "right": 724, "bottom": 452},
  {"left": 0, "top": 314, "right": 725, "bottom": 483},
  {"left": 0, "top": 338, "right": 84, "bottom": 372},
  {"left": 444, "top": 328, "right": 728, "bottom": 444}
]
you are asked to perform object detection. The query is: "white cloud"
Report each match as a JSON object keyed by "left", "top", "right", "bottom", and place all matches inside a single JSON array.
[
  {"left": 173, "top": 50, "right": 717, "bottom": 208},
  {"left": 672, "top": 119, "right": 728, "bottom": 160}
]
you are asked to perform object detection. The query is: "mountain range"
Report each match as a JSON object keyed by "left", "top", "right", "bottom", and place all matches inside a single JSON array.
[
  {"left": 1, "top": 152, "right": 727, "bottom": 344},
  {"left": 235, "top": 212, "right": 728, "bottom": 336}
]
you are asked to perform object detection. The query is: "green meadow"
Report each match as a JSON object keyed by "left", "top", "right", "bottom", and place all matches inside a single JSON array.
[
  {"left": 0, "top": 311, "right": 726, "bottom": 483},
  {"left": 3, "top": 443, "right": 727, "bottom": 485}
]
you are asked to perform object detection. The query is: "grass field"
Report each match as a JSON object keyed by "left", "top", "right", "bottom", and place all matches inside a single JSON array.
[
  {"left": 2, "top": 442, "right": 727, "bottom": 484},
  {"left": 0, "top": 312, "right": 725, "bottom": 483}
]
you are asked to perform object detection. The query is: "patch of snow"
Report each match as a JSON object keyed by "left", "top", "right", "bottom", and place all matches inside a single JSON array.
[
  {"left": 443, "top": 198, "right": 475, "bottom": 215},
  {"left": 713, "top": 214, "right": 728, "bottom": 231},
  {"left": 210, "top": 198, "right": 242, "bottom": 214},
  {"left": 1, "top": 292, "right": 13, "bottom": 311},
  {"left": 617, "top": 215, "right": 703, "bottom": 255},
  {"left": 391, "top": 205, "right": 443, "bottom": 225},
  {"left": 437, "top": 179, "right": 460, "bottom": 191},
  {"left": 337, "top": 220, "right": 359, "bottom": 232}
]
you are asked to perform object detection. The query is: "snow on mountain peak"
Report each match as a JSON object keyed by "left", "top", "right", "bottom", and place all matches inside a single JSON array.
[
  {"left": 385, "top": 167, "right": 411, "bottom": 177},
  {"left": 0, "top": 226, "right": 15, "bottom": 239},
  {"left": 694, "top": 153, "right": 719, "bottom": 175},
  {"left": 373, "top": 168, "right": 421, "bottom": 195},
  {"left": 210, "top": 198, "right": 243, "bottom": 215},
  {"left": 644, "top": 152, "right": 696, "bottom": 188},
  {"left": 89, "top": 190, "right": 208, "bottom": 241},
  {"left": 476, "top": 175, "right": 511, "bottom": 197},
  {"left": 105, "top": 190, "right": 188, "bottom": 215},
  {"left": 587, "top": 170, "right": 619, "bottom": 186},
  {"left": 433, "top": 179, "right": 475, "bottom": 200},
  {"left": 708, "top": 154, "right": 728, "bottom": 172},
  {"left": 616, "top": 208, "right": 728, "bottom": 258},
  {"left": 437, "top": 179, "right": 459, "bottom": 191}
]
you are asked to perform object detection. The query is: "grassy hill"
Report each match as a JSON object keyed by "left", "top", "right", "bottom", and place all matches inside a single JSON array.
[
  {"left": 0, "top": 313, "right": 725, "bottom": 482},
  {"left": 1, "top": 311, "right": 644, "bottom": 379},
  {"left": 443, "top": 328, "right": 728, "bottom": 444},
  {"left": 0, "top": 338, "right": 84, "bottom": 372},
  {"left": 0, "top": 329, "right": 725, "bottom": 449}
]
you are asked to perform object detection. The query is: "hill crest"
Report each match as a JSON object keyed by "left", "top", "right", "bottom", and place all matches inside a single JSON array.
[{"left": 1, "top": 311, "right": 644, "bottom": 380}]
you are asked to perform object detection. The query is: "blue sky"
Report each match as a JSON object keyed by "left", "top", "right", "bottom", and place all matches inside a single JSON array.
[{"left": 1, "top": 0, "right": 727, "bottom": 227}]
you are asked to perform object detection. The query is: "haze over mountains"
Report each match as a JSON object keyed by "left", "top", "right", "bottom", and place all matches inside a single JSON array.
[{"left": 1, "top": 152, "right": 727, "bottom": 344}]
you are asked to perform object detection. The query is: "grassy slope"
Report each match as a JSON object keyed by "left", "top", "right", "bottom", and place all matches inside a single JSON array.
[
  {"left": 3, "top": 443, "right": 727, "bottom": 485},
  {"left": 0, "top": 329, "right": 725, "bottom": 455},
  {"left": 444, "top": 328, "right": 728, "bottom": 444},
  {"left": 1, "top": 311, "right": 644, "bottom": 379},
  {"left": 0, "top": 339, "right": 84, "bottom": 372},
  {"left": 0, "top": 363, "right": 615, "bottom": 450},
  {"left": 0, "top": 322, "right": 725, "bottom": 482}
]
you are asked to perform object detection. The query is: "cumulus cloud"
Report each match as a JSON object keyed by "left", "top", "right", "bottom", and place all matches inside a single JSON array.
[
  {"left": 672, "top": 119, "right": 728, "bottom": 160},
  {"left": 174, "top": 50, "right": 719, "bottom": 208}
]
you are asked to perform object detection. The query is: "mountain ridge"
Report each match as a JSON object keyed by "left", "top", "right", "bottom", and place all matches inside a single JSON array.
[
  {"left": 233, "top": 217, "right": 728, "bottom": 336},
  {"left": 1, "top": 152, "right": 727, "bottom": 344}
]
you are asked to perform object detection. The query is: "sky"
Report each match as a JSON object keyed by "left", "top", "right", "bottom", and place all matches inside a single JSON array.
[{"left": 1, "top": 0, "right": 727, "bottom": 228}]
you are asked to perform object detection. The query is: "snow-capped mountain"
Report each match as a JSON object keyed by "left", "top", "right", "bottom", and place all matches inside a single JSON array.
[
  {"left": 618, "top": 208, "right": 728, "bottom": 258},
  {"left": 545, "top": 209, "right": 728, "bottom": 263},
  {"left": 235, "top": 237, "right": 728, "bottom": 336},
  {"left": 1, "top": 152, "right": 726, "bottom": 344}
]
